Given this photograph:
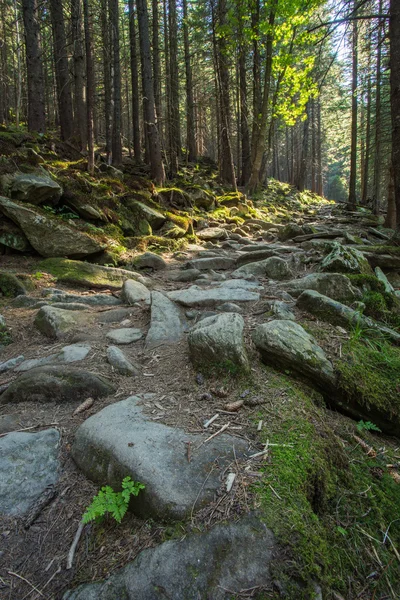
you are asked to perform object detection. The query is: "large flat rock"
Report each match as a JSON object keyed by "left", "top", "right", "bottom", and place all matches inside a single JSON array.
[
  {"left": 281, "top": 272, "right": 361, "bottom": 302},
  {"left": 167, "top": 285, "right": 260, "bottom": 307},
  {"left": 0, "top": 196, "right": 106, "bottom": 258},
  {"left": 186, "top": 256, "right": 235, "bottom": 270},
  {"left": 0, "top": 366, "right": 115, "bottom": 404},
  {"left": 72, "top": 397, "right": 248, "bottom": 520},
  {"left": 64, "top": 514, "right": 275, "bottom": 600},
  {"left": 145, "top": 291, "right": 187, "bottom": 348},
  {"left": 0, "top": 429, "right": 60, "bottom": 516},
  {"left": 34, "top": 306, "right": 94, "bottom": 339}
]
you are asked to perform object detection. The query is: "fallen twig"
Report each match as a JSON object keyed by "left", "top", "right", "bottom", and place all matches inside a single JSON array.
[
  {"left": 0, "top": 423, "right": 59, "bottom": 438},
  {"left": 7, "top": 572, "right": 44, "bottom": 597},
  {"left": 204, "top": 413, "right": 219, "bottom": 428},
  {"left": 66, "top": 520, "right": 85, "bottom": 570},
  {"left": 203, "top": 423, "right": 230, "bottom": 444}
]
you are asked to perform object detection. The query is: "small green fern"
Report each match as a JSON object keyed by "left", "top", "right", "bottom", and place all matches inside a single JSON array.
[
  {"left": 82, "top": 476, "right": 145, "bottom": 524},
  {"left": 356, "top": 420, "right": 382, "bottom": 433}
]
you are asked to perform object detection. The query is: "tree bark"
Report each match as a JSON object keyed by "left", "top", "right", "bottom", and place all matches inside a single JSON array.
[
  {"left": 347, "top": 7, "right": 358, "bottom": 210},
  {"left": 372, "top": 0, "right": 383, "bottom": 216},
  {"left": 183, "top": 0, "right": 196, "bottom": 162},
  {"left": 361, "top": 64, "right": 372, "bottom": 205},
  {"left": 22, "top": 0, "right": 46, "bottom": 133},
  {"left": 152, "top": 0, "right": 161, "bottom": 125},
  {"left": 238, "top": 2, "right": 250, "bottom": 185},
  {"left": 110, "top": 0, "right": 123, "bottom": 165},
  {"left": 101, "top": 0, "right": 112, "bottom": 161},
  {"left": 83, "top": 0, "right": 94, "bottom": 174},
  {"left": 71, "top": 0, "right": 87, "bottom": 150},
  {"left": 136, "top": 0, "right": 165, "bottom": 185},
  {"left": 128, "top": 0, "right": 141, "bottom": 161},
  {"left": 168, "top": 0, "right": 181, "bottom": 174},
  {"left": 390, "top": 0, "right": 400, "bottom": 233}
]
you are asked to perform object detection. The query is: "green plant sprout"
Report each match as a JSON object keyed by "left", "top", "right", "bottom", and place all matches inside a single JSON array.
[
  {"left": 82, "top": 476, "right": 145, "bottom": 524},
  {"left": 356, "top": 420, "right": 382, "bottom": 433}
]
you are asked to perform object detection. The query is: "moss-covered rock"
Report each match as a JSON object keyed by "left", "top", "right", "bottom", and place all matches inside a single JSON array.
[
  {"left": 320, "top": 243, "right": 372, "bottom": 275},
  {"left": 0, "top": 271, "right": 26, "bottom": 297}
]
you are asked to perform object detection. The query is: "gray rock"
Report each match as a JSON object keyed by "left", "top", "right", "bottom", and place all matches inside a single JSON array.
[
  {"left": 0, "top": 197, "right": 106, "bottom": 258},
  {"left": 0, "top": 355, "right": 24, "bottom": 374},
  {"left": 130, "top": 201, "right": 166, "bottom": 230},
  {"left": 281, "top": 273, "right": 361, "bottom": 301},
  {"left": 34, "top": 306, "right": 93, "bottom": 339},
  {"left": 0, "top": 414, "right": 19, "bottom": 434},
  {"left": 188, "top": 313, "right": 249, "bottom": 372},
  {"left": 196, "top": 227, "right": 228, "bottom": 241},
  {"left": 12, "top": 296, "right": 48, "bottom": 309},
  {"left": 71, "top": 397, "right": 248, "bottom": 520},
  {"left": 167, "top": 268, "right": 201, "bottom": 282},
  {"left": 233, "top": 256, "right": 292, "bottom": 280},
  {"left": 235, "top": 248, "right": 276, "bottom": 266},
  {"left": 63, "top": 514, "right": 275, "bottom": 600},
  {"left": 146, "top": 292, "right": 186, "bottom": 349},
  {"left": 375, "top": 266, "right": 395, "bottom": 293},
  {"left": 0, "top": 429, "right": 60, "bottom": 516},
  {"left": 97, "top": 308, "right": 133, "bottom": 323},
  {"left": 218, "top": 302, "right": 243, "bottom": 313},
  {"left": 296, "top": 290, "right": 400, "bottom": 344},
  {"left": 167, "top": 285, "right": 260, "bottom": 307},
  {"left": 320, "top": 243, "right": 372, "bottom": 274},
  {"left": 268, "top": 300, "right": 296, "bottom": 321},
  {"left": 360, "top": 251, "right": 400, "bottom": 270},
  {"left": 132, "top": 252, "right": 167, "bottom": 270},
  {"left": 15, "top": 343, "right": 91, "bottom": 373},
  {"left": 278, "top": 223, "right": 304, "bottom": 241},
  {"left": 50, "top": 292, "right": 120, "bottom": 306},
  {"left": 106, "top": 346, "right": 140, "bottom": 376},
  {"left": 252, "top": 320, "right": 335, "bottom": 389},
  {"left": 47, "top": 302, "right": 90, "bottom": 311},
  {"left": 186, "top": 256, "right": 235, "bottom": 270},
  {"left": 106, "top": 328, "right": 143, "bottom": 344},
  {"left": 0, "top": 271, "right": 26, "bottom": 297},
  {"left": 0, "top": 314, "right": 5, "bottom": 327},
  {"left": 121, "top": 279, "right": 151, "bottom": 305},
  {"left": 5, "top": 171, "right": 62, "bottom": 205},
  {"left": 0, "top": 366, "right": 115, "bottom": 404}
]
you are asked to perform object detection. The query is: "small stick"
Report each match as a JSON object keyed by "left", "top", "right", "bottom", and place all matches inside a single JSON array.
[
  {"left": 269, "top": 484, "right": 282, "bottom": 500},
  {"left": 7, "top": 572, "right": 44, "bottom": 597},
  {"left": 0, "top": 423, "right": 59, "bottom": 439},
  {"left": 203, "top": 422, "right": 230, "bottom": 444},
  {"left": 184, "top": 441, "right": 192, "bottom": 463},
  {"left": 204, "top": 413, "right": 219, "bottom": 428},
  {"left": 257, "top": 420, "right": 263, "bottom": 431},
  {"left": 66, "top": 520, "right": 85, "bottom": 570}
]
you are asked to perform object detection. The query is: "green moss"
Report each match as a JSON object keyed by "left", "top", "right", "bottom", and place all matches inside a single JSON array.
[
  {"left": 355, "top": 245, "right": 400, "bottom": 256},
  {"left": 0, "top": 271, "right": 26, "bottom": 297},
  {"left": 128, "top": 235, "right": 188, "bottom": 253},
  {"left": 335, "top": 338, "right": 400, "bottom": 417},
  {"left": 38, "top": 258, "right": 128, "bottom": 289},
  {"left": 254, "top": 367, "right": 400, "bottom": 598},
  {"left": 165, "top": 211, "right": 192, "bottom": 232},
  {"left": 346, "top": 273, "right": 385, "bottom": 292}
]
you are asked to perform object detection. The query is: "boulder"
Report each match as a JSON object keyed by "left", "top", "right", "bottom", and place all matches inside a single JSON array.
[
  {"left": 278, "top": 223, "right": 304, "bottom": 241},
  {"left": 0, "top": 354, "right": 24, "bottom": 374},
  {"left": 4, "top": 171, "right": 62, "bottom": 205},
  {"left": 167, "top": 268, "right": 201, "bottom": 282},
  {"left": 106, "top": 346, "right": 140, "bottom": 376},
  {"left": 185, "top": 257, "right": 235, "bottom": 270},
  {"left": 0, "top": 197, "right": 106, "bottom": 258},
  {"left": 0, "top": 366, "right": 115, "bottom": 404},
  {"left": 252, "top": 320, "right": 335, "bottom": 389},
  {"left": 34, "top": 306, "right": 93, "bottom": 339},
  {"left": 63, "top": 515, "right": 275, "bottom": 600},
  {"left": 374, "top": 267, "right": 395, "bottom": 293},
  {"left": 71, "top": 397, "right": 248, "bottom": 520},
  {"left": 268, "top": 300, "right": 296, "bottom": 321},
  {"left": 0, "top": 271, "right": 26, "bottom": 297},
  {"left": 167, "top": 285, "right": 260, "bottom": 307},
  {"left": 281, "top": 273, "right": 361, "bottom": 302},
  {"left": 131, "top": 252, "right": 167, "bottom": 271},
  {"left": 146, "top": 292, "right": 186, "bottom": 348},
  {"left": 320, "top": 243, "right": 372, "bottom": 274},
  {"left": 235, "top": 249, "right": 276, "bottom": 266},
  {"left": 233, "top": 256, "right": 292, "bottom": 280},
  {"left": 188, "top": 313, "right": 249, "bottom": 372},
  {"left": 188, "top": 187, "right": 215, "bottom": 210},
  {"left": 39, "top": 258, "right": 150, "bottom": 289},
  {"left": 296, "top": 290, "right": 400, "bottom": 344},
  {"left": 15, "top": 343, "right": 91, "bottom": 372},
  {"left": 0, "top": 216, "right": 32, "bottom": 251},
  {"left": 196, "top": 227, "right": 228, "bottom": 241},
  {"left": 130, "top": 200, "right": 166, "bottom": 230},
  {"left": 49, "top": 292, "right": 120, "bottom": 306},
  {"left": 0, "top": 429, "right": 60, "bottom": 516},
  {"left": 106, "top": 328, "right": 143, "bottom": 344},
  {"left": 121, "top": 279, "right": 151, "bottom": 304}
]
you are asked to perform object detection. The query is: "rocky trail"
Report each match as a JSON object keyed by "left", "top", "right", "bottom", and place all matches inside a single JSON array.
[{"left": 1, "top": 201, "right": 400, "bottom": 599}]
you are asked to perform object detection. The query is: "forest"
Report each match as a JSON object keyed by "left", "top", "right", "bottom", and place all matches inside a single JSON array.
[
  {"left": 0, "top": 0, "right": 398, "bottom": 216},
  {"left": 1, "top": 0, "right": 400, "bottom": 599}
]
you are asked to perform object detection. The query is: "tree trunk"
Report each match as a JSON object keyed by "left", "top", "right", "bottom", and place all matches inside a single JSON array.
[
  {"left": 83, "top": 0, "right": 94, "bottom": 174},
  {"left": 71, "top": 0, "right": 87, "bottom": 150},
  {"left": 110, "top": 0, "right": 122, "bottom": 165},
  {"left": 385, "top": 164, "right": 396, "bottom": 228},
  {"left": 50, "top": 0, "right": 74, "bottom": 140},
  {"left": 347, "top": 8, "right": 358, "bottom": 210},
  {"left": 152, "top": 0, "right": 161, "bottom": 125},
  {"left": 316, "top": 98, "right": 323, "bottom": 196},
  {"left": 136, "top": 0, "right": 165, "bottom": 185},
  {"left": 128, "top": 0, "right": 141, "bottom": 161},
  {"left": 168, "top": 0, "right": 181, "bottom": 174},
  {"left": 250, "top": 0, "right": 261, "bottom": 165},
  {"left": 101, "top": 0, "right": 112, "bottom": 161},
  {"left": 247, "top": 0, "right": 277, "bottom": 192},
  {"left": 22, "top": 0, "right": 46, "bottom": 133},
  {"left": 372, "top": 0, "right": 383, "bottom": 216},
  {"left": 390, "top": 0, "right": 400, "bottom": 233},
  {"left": 182, "top": 0, "right": 196, "bottom": 162},
  {"left": 361, "top": 64, "right": 372, "bottom": 205},
  {"left": 238, "top": 2, "right": 250, "bottom": 185}
]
